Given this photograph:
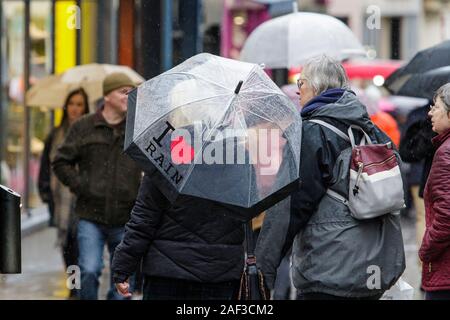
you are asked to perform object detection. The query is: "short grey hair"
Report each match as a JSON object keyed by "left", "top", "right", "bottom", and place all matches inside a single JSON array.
[
  {"left": 434, "top": 83, "right": 450, "bottom": 112},
  {"left": 301, "top": 55, "right": 350, "bottom": 95}
]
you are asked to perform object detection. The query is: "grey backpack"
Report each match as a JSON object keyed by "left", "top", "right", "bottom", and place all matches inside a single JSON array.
[{"left": 309, "top": 119, "right": 405, "bottom": 220}]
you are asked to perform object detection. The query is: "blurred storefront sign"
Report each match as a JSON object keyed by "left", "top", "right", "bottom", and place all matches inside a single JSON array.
[{"left": 221, "top": 0, "right": 294, "bottom": 59}]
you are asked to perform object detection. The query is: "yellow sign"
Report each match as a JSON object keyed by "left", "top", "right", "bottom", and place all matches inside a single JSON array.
[{"left": 54, "top": 1, "right": 77, "bottom": 125}]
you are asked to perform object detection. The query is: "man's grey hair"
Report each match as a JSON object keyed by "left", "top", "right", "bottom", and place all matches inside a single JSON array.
[
  {"left": 434, "top": 83, "right": 450, "bottom": 112},
  {"left": 301, "top": 55, "right": 350, "bottom": 95}
]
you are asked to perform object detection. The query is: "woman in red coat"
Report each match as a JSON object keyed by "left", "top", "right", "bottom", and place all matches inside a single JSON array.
[{"left": 419, "top": 83, "right": 450, "bottom": 300}]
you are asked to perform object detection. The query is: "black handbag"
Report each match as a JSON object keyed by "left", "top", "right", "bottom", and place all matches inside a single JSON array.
[{"left": 237, "top": 221, "right": 270, "bottom": 300}]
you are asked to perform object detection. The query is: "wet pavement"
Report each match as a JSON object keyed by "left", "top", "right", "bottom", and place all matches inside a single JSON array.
[
  {"left": 400, "top": 213, "right": 425, "bottom": 300},
  {"left": 0, "top": 226, "right": 111, "bottom": 300},
  {"left": 0, "top": 214, "right": 424, "bottom": 300}
]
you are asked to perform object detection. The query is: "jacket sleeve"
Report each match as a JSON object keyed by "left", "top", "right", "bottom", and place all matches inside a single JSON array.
[
  {"left": 255, "top": 123, "right": 335, "bottom": 289},
  {"left": 111, "top": 173, "right": 168, "bottom": 283},
  {"left": 284, "top": 124, "right": 335, "bottom": 252},
  {"left": 51, "top": 122, "right": 83, "bottom": 195},
  {"left": 419, "top": 148, "right": 450, "bottom": 262},
  {"left": 38, "top": 131, "right": 54, "bottom": 203}
]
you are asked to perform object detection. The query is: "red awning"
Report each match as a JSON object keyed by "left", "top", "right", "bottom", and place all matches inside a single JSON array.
[
  {"left": 288, "top": 59, "right": 403, "bottom": 82},
  {"left": 342, "top": 60, "right": 403, "bottom": 79}
]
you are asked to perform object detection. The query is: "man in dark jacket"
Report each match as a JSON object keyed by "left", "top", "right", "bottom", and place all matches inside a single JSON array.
[
  {"left": 256, "top": 55, "right": 405, "bottom": 300},
  {"left": 111, "top": 169, "right": 245, "bottom": 300},
  {"left": 52, "top": 73, "right": 142, "bottom": 300}
]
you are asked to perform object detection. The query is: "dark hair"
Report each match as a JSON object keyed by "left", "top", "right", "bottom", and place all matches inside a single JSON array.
[{"left": 60, "top": 88, "right": 90, "bottom": 128}]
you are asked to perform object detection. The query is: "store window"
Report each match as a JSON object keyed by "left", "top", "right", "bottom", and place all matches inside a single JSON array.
[{"left": 1, "top": 0, "right": 52, "bottom": 210}]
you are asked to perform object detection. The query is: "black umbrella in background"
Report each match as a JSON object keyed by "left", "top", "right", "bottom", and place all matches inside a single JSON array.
[
  {"left": 385, "top": 40, "right": 450, "bottom": 87},
  {"left": 385, "top": 40, "right": 450, "bottom": 97},
  {"left": 386, "top": 66, "right": 450, "bottom": 101}
]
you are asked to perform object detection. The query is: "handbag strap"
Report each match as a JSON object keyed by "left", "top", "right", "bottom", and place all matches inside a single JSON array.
[
  {"left": 347, "top": 124, "right": 373, "bottom": 148},
  {"left": 244, "top": 221, "right": 256, "bottom": 259}
]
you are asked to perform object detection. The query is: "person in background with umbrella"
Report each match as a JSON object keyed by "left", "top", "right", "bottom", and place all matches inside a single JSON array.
[
  {"left": 256, "top": 55, "right": 405, "bottom": 300},
  {"left": 52, "top": 73, "right": 142, "bottom": 300},
  {"left": 419, "top": 83, "right": 450, "bottom": 300},
  {"left": 111, "top": 80, "right": 248, "bottom": 300},
  {"left": 399, "top": 102, "right": 436, "bottom": 260},
  {"left": 38, "top": 88, "right": 89, "bottom": 299}
]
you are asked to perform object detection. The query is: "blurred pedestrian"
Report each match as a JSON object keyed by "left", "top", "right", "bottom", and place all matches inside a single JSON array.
[
  {"left": 38, "top": 88, "right": 89, "bottom": 299},
  {"left": 361, "top": 84, "right": 401, "bottom": 147},
  {"left": 419, "top": 83, "right": 450, "bottom": 300},
  {"left": 52, "top": 73, "right": 142, "bottom": 300},
  {"left": 256, "top": 55, "right": 405, "bottom": 300},
  {"left": 111, "top": 170, "right": 246, "bottom": 300},
  {"left": 400, "top": 104, "right": 437, "bottom": 249}
]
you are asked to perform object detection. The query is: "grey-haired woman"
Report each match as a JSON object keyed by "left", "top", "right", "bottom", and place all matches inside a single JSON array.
[{"left": 256, "top": 55, "right": 405, "bottom": 300}]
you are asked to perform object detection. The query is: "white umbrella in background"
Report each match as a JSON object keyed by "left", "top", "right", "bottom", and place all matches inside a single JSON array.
[
  {"left": 240, "top": 11, "right": 366, "bottom": 68},
  {"left": 26, "top": 64, "right": 144, "bottom": 110}
]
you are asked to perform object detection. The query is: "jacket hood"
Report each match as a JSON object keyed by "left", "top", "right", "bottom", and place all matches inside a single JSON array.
[{"left": 306, "top": 90, "right": 374, "bottom": 133}]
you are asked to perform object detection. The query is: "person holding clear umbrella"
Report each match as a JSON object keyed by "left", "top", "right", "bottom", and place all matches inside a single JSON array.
[
  {"left": 256, "top": 55, "right": 405, "bottom": 300},
  {"left": 111, "top": 80, "right": 248, "bottom": 300}
]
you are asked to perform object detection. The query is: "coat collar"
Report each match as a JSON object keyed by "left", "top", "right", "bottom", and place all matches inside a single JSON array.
[
  {"left": 300, "top": 88, "right": 346, "bottom": 117},
  {"left": 94, "top": 107, "right": 108, "bottom": 127},
  {"left": 94, "top": 106, "right": 126, "bottom": 132},
  {"left": 432, "top": 127, "right": 450, "bottom": 148}
]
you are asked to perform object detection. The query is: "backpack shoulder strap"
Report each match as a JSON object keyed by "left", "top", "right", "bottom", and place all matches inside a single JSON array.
[
  {"left": 308, "top": 119, "right": 350, "bottom": 142},
  {"left": 309, "top": 119, "right": 351, "bottom": 204}
]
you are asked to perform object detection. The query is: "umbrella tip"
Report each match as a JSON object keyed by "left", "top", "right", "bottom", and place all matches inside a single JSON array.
[
  {"left": 259, "top": 63, "right": 266, "bottom": 69},
  {"left": 234, "top": 80, "right": 244, "bottom": 94}
]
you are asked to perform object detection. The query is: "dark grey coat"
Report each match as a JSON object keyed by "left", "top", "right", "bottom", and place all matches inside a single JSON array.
[{"left": 256, "top": 91, "right": 406, "bottom": 298}]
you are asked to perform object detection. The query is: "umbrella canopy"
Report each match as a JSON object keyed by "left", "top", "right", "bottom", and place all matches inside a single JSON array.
[
  {"left": 281, "top": 84, "right": 300, "bottom": 109},
  {"left": 385, "top": 40, "right": 450, "bottom": 96},
  {"left": 125, "top": 53, "right": 302, "bottom": 219},
  {"left": 240, "top": 12, "right": 365, "bottom": 68},
  {"left": 26, "top": 63, "right": 144, "bottom": 109},
  {"left": 386, "top": 66, "right": 450, "bottom": 101}
]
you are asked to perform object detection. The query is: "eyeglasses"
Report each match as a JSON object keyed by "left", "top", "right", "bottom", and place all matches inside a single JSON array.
[
  {"left": 429, "top": 104, "right": 440, "bottom": 112},
  {"left": 297, "top": 77, "right": 307, "bottom": 89}
]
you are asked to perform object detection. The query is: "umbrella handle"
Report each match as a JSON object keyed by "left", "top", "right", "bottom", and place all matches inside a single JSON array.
[{"left": 234, "top": 80, "right": 243, "bottom": 94}]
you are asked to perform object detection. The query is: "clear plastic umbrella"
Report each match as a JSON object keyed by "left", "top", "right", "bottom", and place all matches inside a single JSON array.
[
  {"left": 240, "top": 12, "right": 366, "bottom": 68},
  {"left": 125, "top": 53, "right": 302, "bottom": 219}
]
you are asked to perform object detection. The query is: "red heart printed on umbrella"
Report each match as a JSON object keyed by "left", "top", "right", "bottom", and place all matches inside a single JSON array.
[{"left": 171, "top": 136, "right": 195, "bottom": 164}]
